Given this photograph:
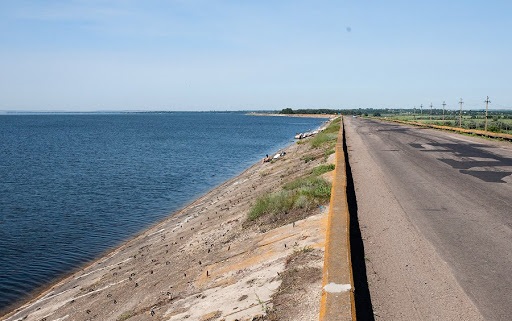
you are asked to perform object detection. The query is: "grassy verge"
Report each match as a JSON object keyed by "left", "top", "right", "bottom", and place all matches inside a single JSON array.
[
  {"left": 246, "top": 118, "right": 339, "bottom": 228},
  {"left": 311, "top": 164, "right": 335, "bottom": 176},
  {"left": 309, "top": 117, "right": 340, "bottom": 149},
  {"left": 247, "top": 166, "right": 334, "bottom": 224}
]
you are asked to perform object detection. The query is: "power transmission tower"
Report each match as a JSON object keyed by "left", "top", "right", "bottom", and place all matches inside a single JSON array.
[
  {"left": 430, "top": 103, "right": 433, "bottom": 121},
  {"left": 442, "top": 101, "right": 446, "bottom": 121},
  {"left": 459, "top": 98, "right": 464, "bottom": 127},
  {"left": 485, "top": 96, "right": 491, "bottom": 132}
]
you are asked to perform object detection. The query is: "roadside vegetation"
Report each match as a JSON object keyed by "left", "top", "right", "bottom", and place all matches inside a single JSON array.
[
  {"left": 247, "top": 162, "right": 334, "bottom": 228},
  {"left": 247, "top": 176, "right": 330, "bottom": 222},
  {"left": 220, "top": 116, "right": 342, "bottom": 319},
  {"left": 296, "top": 117, "right": 340, "bottom": 164},
  {"left": 310, "top": 117, "right": 340, "bottom": 149},
  {"left": 311, "top": 163, "right": 335, "bottom": 176},
  {"left": 277, "top": 107, "right": 512, "bottom": 135},
  {"left": 387, "top": 114, "right": 512, "bottom": 134},
  {"left": 346, "top": 108, "right": 512, "bottom": 135},
  {"left": 246, "top": 117, "right": 339, "bottom": 230}
]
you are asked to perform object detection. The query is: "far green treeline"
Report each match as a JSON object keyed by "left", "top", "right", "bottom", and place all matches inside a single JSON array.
[
  {"left": 278, "top": 108, "right": 512, "bottom": 134},
  {"left": 278, "top": 107, "right": 512, "bottom": 118}
]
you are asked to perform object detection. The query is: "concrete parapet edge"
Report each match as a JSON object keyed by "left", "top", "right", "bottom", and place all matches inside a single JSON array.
[{"left": 319, "top": 116, "right": 356, "bottom": 321}]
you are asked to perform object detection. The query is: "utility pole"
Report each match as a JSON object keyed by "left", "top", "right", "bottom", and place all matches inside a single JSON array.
[
  {"left": 420, "top": 104, "right": 423, "bottom": 116},
  {"left": 484, "top": 96, "right": 491, "bottom": 132},
  {"left": 442, "top": 101, "right": 446, "bottom": 121},
  {"left": 430, "top": 103, "right": 433, "bottom": 121},
  {"left": 459, "top": 98, "right": 464, "bottom": 127}
]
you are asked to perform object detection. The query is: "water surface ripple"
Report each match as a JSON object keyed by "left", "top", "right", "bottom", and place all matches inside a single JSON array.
[{"left": 0, "top": 112, "right": 325, "bottom": 310}]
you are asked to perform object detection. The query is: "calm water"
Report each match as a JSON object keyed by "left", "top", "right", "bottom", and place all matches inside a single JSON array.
[{"left": 0, "top": 112, "right": 325, "bottom": 311}]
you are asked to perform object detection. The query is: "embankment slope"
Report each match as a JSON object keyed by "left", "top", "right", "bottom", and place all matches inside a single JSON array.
[{"left": 2, "top": 120, "right": 339, "bottom": 321}]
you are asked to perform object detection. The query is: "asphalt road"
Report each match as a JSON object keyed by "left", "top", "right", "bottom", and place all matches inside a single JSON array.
[{"left": 345, "top": 117, "right": 512, "bottom": 321}]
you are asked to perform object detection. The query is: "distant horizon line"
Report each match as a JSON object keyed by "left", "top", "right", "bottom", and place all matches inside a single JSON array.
[{"left": 2, "top": 107, "right": 512, "bottom": 114}]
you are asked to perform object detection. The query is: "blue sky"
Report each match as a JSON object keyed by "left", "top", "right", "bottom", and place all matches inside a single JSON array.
[{"left": 0, "top": 0, "right": 511, "bottom": 111}]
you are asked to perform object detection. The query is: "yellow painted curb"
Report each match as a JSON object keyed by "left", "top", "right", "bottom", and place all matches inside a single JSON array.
[{"left": 319, "top": 116, "right": 356, "bottom": 321}]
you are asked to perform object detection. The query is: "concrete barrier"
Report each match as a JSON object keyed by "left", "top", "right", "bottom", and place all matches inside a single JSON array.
[{"left": 319, "top": 117, "right": 356, "bottom": 321}]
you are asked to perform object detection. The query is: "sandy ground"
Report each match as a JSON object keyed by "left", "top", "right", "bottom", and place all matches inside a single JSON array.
[
  {"left": 1, "top": 125, "right": 335, "bottom": 321},
  {"left": 345, "top": 117, "right": 484, "bottom": 320}
]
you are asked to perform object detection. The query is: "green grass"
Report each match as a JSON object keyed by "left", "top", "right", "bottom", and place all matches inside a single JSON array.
[
  {"left": 247, "top": 117, "right": 340, "bottom": 224},
  {"left": 324, "top": 148, "right": 335, "bottom": 157},
  {"left": 311, "top": 164, "right": 335, "bottom": 176},
  {"left": 309, "top": 117, "right": 340, "bottom": 148},
  {"left": 310, "top": 132, "right": 338, "bottom": 148},
  {"left": 323, "top": 117, "right": 341, "bottom": 134},
  {"left": 248, "top": 176, "right": 331, "bottom": 221},
  {"left": 248, "top": 191, "right": 295, "bottom": 221},
  {"left": 283, "top": 176, "right": 331, "bottom": 200}
]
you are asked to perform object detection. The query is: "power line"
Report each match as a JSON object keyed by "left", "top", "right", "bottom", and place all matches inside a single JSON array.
[
  {"left": 459, "top": 98, "right": 464, "bottom": 127},
  {"left": 485, "top": 96, "right": 491, "bottom": 132}
]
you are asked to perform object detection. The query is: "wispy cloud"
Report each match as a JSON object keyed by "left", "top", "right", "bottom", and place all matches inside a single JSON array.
[
  {"left": 13, "top": 0, "right": 134, "bottom": 22},
  {"left": 9, "top": 0, "right": 205, "bottom": 38}
]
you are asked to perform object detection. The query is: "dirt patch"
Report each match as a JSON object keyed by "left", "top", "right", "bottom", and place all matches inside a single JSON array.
[
  {"left": 245, "top": 206, "right": 324, "bottom": 232},
  {"left": 265, "top": 249, "right": 323, "bottom": 321}
]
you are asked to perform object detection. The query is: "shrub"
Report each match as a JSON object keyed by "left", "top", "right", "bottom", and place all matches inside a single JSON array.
[
  {"left": 248, "top": 191, "right": 294, "bottom": 221},
  {"left": 293, "top": 194, "right": 312, "bottom": 210},
  {"left": 297, "top": 178, "right": 331, "bottom": 201},
  {"left": 488, "top": 123, "right": 504, "bottom": 133},
  {"left": 284, "top": 177, "right": 331, "bottom": 202}
]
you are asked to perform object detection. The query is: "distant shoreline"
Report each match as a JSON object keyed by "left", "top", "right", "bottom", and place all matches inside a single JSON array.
[{"left": 247, "top": 112, "right": 336, "bottom": 119}]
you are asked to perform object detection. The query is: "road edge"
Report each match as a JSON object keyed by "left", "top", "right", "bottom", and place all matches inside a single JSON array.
[{"left": 319, "top": 116, "right": 356, "bottom": 321}]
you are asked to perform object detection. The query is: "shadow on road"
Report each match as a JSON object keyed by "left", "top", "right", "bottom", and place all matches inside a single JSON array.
[{"left": 344, "top": 125, "right": 375, "bottom": 321}]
